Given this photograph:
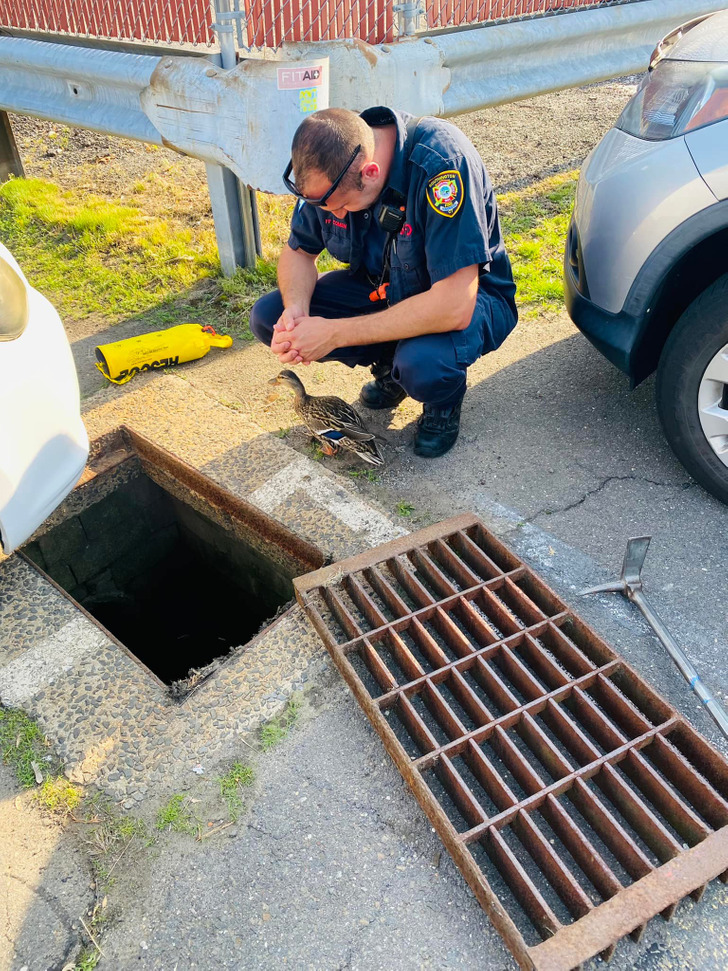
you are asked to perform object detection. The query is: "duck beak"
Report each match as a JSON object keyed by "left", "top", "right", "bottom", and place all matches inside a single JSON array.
[{"left": 267, "top": 376, "right": 280, "bottom": 386}]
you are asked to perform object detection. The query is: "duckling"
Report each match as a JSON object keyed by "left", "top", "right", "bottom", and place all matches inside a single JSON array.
[{"left": 269, "top": 369, "right": 384, "bottom": 466}]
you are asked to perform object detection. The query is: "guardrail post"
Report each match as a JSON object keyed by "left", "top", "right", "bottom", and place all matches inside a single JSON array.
[
  {"left": 393, "top": 0, "right": 423, "bottom": 37},
  {"left": 208, "top": 0, "right": 261, "bottom": 275},
  {"left": 0, "top": 112, "right": 24, "bottom": 183}
]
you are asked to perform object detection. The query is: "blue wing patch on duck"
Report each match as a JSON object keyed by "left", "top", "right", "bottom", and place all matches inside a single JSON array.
[{"left": 269, "top": 369, "right": 384, "bottom": 466}]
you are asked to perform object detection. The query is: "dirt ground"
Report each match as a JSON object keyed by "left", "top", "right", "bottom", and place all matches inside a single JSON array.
[{"left": 0, "top": 762, "right": 91, "bottom": 970}]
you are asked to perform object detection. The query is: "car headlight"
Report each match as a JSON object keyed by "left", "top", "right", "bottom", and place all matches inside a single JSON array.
[
  {"left": 0, "top": 256, "right": 29, "bottom": 341},
  {"left": 617, "top": 60, "right": 728, "bottom": 141}
]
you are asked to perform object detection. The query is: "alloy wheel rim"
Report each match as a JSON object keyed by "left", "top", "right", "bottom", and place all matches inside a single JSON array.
[{"left": 698, "top": 340, "right": 728, "bottom": 470}]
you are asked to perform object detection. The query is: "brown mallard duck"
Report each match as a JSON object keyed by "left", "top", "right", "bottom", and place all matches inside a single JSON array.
[{"left": 269, "top": 369, "right": 384, "bottom": 466}]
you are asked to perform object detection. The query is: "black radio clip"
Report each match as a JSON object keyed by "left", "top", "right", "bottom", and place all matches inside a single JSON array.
[{"left": 377, "top": 187, "right": 407, "bottom": 236}]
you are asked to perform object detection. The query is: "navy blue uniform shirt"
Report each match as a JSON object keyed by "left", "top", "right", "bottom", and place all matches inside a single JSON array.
[{"left": 287, "top": 106, "right": 517, "bottom": 323}]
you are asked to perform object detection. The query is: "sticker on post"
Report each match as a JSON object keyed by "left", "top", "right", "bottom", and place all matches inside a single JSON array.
[
  {"left": 299, "top": 88, "right": 318, "bottom": 113},
  {"left": 277, "top": 65, "right": 326, "bottom": 90}
]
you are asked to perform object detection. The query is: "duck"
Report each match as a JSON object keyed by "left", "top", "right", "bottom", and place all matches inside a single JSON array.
[{"left": 269, "top": 369, "right": 384, "bottom": 466}]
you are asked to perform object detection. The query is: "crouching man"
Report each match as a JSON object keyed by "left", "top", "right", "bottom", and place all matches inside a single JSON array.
[{"left": 250, "top": 106, "right": 518, "bottom": 458}]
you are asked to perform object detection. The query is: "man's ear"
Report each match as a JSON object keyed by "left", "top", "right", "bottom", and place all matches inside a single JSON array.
[{"left": 361, "top": 162, "right": 380, "bottom": 182}]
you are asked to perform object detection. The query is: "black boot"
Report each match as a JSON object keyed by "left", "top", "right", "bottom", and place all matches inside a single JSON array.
[
  {"left": 359, "top": 362, "right": 407, "bottom": 410},
  {"left": 414, "top": 400, "right": 463, "bottom": 458}
]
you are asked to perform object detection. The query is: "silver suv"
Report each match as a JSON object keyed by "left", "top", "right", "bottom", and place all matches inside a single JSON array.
[{"left": 564, "top": 12, "right": 728, "bottom": 504}]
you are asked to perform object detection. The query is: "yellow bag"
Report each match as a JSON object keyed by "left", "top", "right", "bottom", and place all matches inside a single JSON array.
[{"left": 95, "top": 324, "right": 233, "bottom": 385}]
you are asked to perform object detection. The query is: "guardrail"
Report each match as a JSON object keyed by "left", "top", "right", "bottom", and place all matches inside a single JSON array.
[{"left": 0, "top": 0, "right": 724, "bottom": 271}]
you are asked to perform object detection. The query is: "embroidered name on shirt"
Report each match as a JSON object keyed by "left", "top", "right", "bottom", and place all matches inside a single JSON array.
[
  {"left": 325, "top": 217, "right": 348, "bottom": 229},
  {"left": 426, "top": 171, "right": 464, "bottom": 218}
]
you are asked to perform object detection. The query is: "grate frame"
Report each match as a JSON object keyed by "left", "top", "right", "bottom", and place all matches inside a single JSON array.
[{"left": 294, "top": 514, "right": 728, "bottom": 971}]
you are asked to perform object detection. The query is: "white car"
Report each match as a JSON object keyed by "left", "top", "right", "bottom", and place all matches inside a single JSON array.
[{"left": 0, "top": 242, "right": 88, "bottom": 553}]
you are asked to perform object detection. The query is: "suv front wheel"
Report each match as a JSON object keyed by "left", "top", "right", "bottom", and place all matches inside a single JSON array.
[{"left": 656, "top": 274, "right": 728, "bottom": 504}]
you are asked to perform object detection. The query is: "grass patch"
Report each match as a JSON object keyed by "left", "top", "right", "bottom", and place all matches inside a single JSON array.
[
  {"left": 155, "top": 793, "right": 198, "bottom": 835},
  {"left": 72, "top": 948, "right": 101, "bottom": 971},
  {"left": 36, "top": 776, "right": 83, "bottom": 815},
  {"left": 219, "top": 761, "right": 255, "bottom": 821},
  {"left": 76, "top": 792, "right": 152, "bottom": 895},
  {"left": 82, "top": 792, "right": 150, "bottom": 853},
  {"left": 0, "top": 168, "right": 577, "bottom": 342},
  {"left": 349, "top": 468, "right": 380, "bottom": 483},
  {"left": 256, "top": 193, "right": 295, "bottom": 259},
  {"left": 0, "top": 707, "right": 82, "bottom": 816},
  {"left": 0, "top": 177, "right": 219, "bottom": 323},
  {"left": 0, "top": 703, "right": 145, "bottom": 897},
  {"left": 0, "top": 710, "right": 149, "bottom": 964},
  {"left": 218, "top": 247, "right": 343, "bottom": 343},
  {"left": 396, "top": 501, "right": 415, "bottom": 517},
  {"left": 499, "top": 170, "right": 578, "bottom": 315},
  {"left": 72, "top": 894, "right": 108, "bottom": 970},
  {"left": 218, "top": 259, "right": 278, "bottom": 341},
  {"left": 260, "top": 695, "right": 303, "bottom": 751},
  {"left": 0, "top": 706, "right": 54, "bottom": 788}
]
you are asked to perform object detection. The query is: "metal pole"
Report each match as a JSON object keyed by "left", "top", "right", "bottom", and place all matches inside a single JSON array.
[
  {"left": 0, "top": 111, "right": 24, "bottom": 183},
  {"left": 205, "top": 161, "right": 248, "bottom": 275},
  {"left": 207, "top": 0, "right": 260, "bottom": 274},
  {"left": 580, "top": 537, "right": 728, "bottom": 741},
  {"left": 630, "top": 589, "right": 728, "bottom": 739},
  {"left": 393, "top": 0, "right": 422, "bottom": 37}
]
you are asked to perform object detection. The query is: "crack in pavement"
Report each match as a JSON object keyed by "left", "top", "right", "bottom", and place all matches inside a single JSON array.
[
  {"left": 7, "top": 871, "right": 77, "bottom": 926},
  {"left": 334, "top": 910, "right": 382, "bottom": 971},
  {"left": 527, "top": 473, "right": 693, "bottom": 521},
  {"left": 245, "top": 819, "right": 291, "bottom": 842},
  {"left": 336, "top": 947, "right": 354, "bottom": 970},
  {"left": 3, "top": 872, "right": 79, "bottom": 970}
]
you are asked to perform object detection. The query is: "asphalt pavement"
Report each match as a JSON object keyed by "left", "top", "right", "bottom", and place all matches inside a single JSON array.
[{"left": 98, "top": 660, "right": 728, "bottom": 971}]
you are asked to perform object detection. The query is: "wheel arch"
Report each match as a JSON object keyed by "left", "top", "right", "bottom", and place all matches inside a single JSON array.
[{"left": 626, "top": 203, "right": 728, "bottom": 385}]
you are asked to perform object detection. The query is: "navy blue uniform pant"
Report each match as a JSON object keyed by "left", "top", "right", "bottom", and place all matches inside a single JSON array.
[{"left": 249, "top": 269, "right": 516, "bottom": 409}]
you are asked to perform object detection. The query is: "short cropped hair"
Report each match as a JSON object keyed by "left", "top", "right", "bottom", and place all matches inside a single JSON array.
[{"left": 291, "top": 108, "right": 375, "bottom": 193}]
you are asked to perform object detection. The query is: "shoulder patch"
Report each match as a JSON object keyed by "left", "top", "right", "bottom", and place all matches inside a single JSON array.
[{"left": 426, "top": 170, "right": 464, "bottom": 218}]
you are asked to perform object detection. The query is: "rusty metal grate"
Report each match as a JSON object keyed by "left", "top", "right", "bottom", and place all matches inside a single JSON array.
[{"left": 294, "top": 514, "right": 728, "bottom": 971}]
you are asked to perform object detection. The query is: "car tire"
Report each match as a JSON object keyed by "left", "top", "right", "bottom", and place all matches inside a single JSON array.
[{"left": 656, "top": 273, "right": 728, "bottom": 505}]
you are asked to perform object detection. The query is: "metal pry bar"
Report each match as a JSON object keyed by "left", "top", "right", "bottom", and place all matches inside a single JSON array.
[{"left": 580, "top": 536, "right": 728, "bottom": 741}]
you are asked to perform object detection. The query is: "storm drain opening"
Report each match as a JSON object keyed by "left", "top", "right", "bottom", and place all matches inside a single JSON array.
[
  {"left": 294, "top": 514, "right": 728, "bottom": 971},
  {"left": 22, "top": 427, "right": 324, "bottom": 696}
]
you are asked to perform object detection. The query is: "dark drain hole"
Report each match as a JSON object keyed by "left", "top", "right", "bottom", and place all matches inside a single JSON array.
[{"left": 23, "top": 470, "right": 293, "bottom": 688}]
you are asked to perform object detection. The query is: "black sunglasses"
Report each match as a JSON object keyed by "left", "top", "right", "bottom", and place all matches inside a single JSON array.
[{"left": 282, "top": 145, "right": 362, "bottom": 207}]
